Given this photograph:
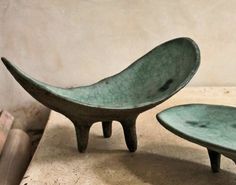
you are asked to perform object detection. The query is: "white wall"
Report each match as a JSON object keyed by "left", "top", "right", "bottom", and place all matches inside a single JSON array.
[{"left": 1, "top": 0, "right": 236, "bottom": 109}]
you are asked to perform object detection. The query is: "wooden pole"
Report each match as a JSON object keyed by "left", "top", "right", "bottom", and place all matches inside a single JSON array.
[
  {"left": 0, "top": 129, "right": 31, "bottom": 185},
  {"left": 0, "top": 111, "right": 14, "bottom": 154}
]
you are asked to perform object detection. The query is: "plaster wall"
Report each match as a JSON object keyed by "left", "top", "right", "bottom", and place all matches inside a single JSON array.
[{"left": 0, "top": 0, "right": 236, "bottom": 109}]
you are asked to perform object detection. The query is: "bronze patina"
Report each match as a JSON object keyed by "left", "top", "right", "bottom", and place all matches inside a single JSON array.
[
  {"left": 2, "top": 37, "right": 200, "bottom": 152},
  {"left": 157, "top": 104, "right": 236, "bottom": 173}
]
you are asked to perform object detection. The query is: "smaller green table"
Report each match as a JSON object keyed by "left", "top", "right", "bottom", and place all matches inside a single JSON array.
[{"left": 157, "top": 104, "right": 236, "bottom": 173}]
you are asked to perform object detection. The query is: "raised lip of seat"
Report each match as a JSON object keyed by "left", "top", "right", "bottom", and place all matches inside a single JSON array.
[
  {"left": 157, "top": 103, "right": 236, "bottom": 155},
  {"left": 1, "top": 37, "right": 200, "bottom": 110}
]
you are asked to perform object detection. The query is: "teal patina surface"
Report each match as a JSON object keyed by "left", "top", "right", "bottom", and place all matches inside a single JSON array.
[
  {"left": 157, "top": 104, "right": 236, "bottom": 173},
  {"left": 2, "top": 37, "right": 200, "bottom": 153}
]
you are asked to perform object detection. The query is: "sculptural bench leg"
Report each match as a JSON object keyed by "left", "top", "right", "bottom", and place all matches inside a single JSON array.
[
  {"left": 103, "top": 118, "right": 138, "bottom": 152},
  {"left": 102, "top": 121, "right": 112, "bottom": 138},
  {"left": 207, "top": 149, "right": 221, "bottom": 173},
  {"left": 120, "top": 116, "right": 138, "bottom": 153},
  {"left": 71, "top": 116, "right": 138, "bottom": 153},
  {"left": 72, "top": 121, "right": 92, "bottom": 153}
]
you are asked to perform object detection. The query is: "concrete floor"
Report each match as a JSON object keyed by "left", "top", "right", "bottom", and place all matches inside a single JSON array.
[{"left": 21, "top": 87, "right": 236, "bottom": 185}]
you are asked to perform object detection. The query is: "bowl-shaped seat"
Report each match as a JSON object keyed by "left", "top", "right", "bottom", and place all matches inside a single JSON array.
[
  {"left": 157, "top": 104, "right": 236, "bottom": 173},
  {"left": 2, "top": 37, "right": 200, "bottom": 152}
]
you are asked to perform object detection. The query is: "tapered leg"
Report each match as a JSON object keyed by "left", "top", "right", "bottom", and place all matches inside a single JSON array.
[
  {"left": 73, "top": 123, "right": 91, "bottom": 153},
  {"left": 207, "top": 149, "right": 221, "bottom": 173},
  {"left": 120, "top": 116, "right": 138, "bottom": 152},
  {"left": 102, "top": 121, "right": 112, "bottom": 138}
]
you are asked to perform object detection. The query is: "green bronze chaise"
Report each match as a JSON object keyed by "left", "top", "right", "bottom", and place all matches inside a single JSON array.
[
  {"left": 157, "top": 104, "right": 236, "bottom": 173},
  {"left": 2, "top": 37, "right": 200, "bottom": 153}
]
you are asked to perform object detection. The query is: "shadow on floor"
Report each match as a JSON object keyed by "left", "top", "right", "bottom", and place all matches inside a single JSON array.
[
  {"left": 31, "top": 123, "right": 236, "bottom": 184},
  {"left": 94, "top": 152, "right": 236, "bottom": 185},
  {"left": 32, "top": 122, "right": 129, "bottom": 163}
]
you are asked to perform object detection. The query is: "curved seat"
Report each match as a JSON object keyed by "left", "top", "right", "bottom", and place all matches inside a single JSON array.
[
  {"left": 157, "top": 104, "right": 236, "bottom": 173},
  {"left": 2, "top": 37, "right": 200, "bottom": 152}
]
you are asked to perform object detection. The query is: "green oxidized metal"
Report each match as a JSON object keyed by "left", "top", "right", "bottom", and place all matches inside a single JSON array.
[
  {"left": 157, "top": 104, "right": 236, "bottom": 173},
  {"left": 2, "top": 37, "right": 200, "bottom": 153}
]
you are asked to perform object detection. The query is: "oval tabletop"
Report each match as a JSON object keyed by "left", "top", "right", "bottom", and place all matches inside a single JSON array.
[
  {"left": 1, "top": 37, "right": 200, "bottom": 112},
  {"left": 157, "top": 104, "right": 236, "bottom": 156}
]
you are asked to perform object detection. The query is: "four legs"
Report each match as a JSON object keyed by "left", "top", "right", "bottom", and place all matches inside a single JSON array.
[
  {"left": 72, "top": 117, "right": 229, "bottom": 175},
  {"left": 71, "top": 118, "right": 228, "bottom": 174},
  {"left": 207, "top": 149, "right": 221, "bottom": 173},
  {"left": 71, "top": 115, "right": 138, "bottom": 153},
  {"left": 102, "top": 121, "right": 112, "bottom": 138}
]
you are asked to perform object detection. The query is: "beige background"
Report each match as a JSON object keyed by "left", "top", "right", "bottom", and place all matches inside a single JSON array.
[{"left": 1, "top": 0, "right": 236, "bottom": 109}]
